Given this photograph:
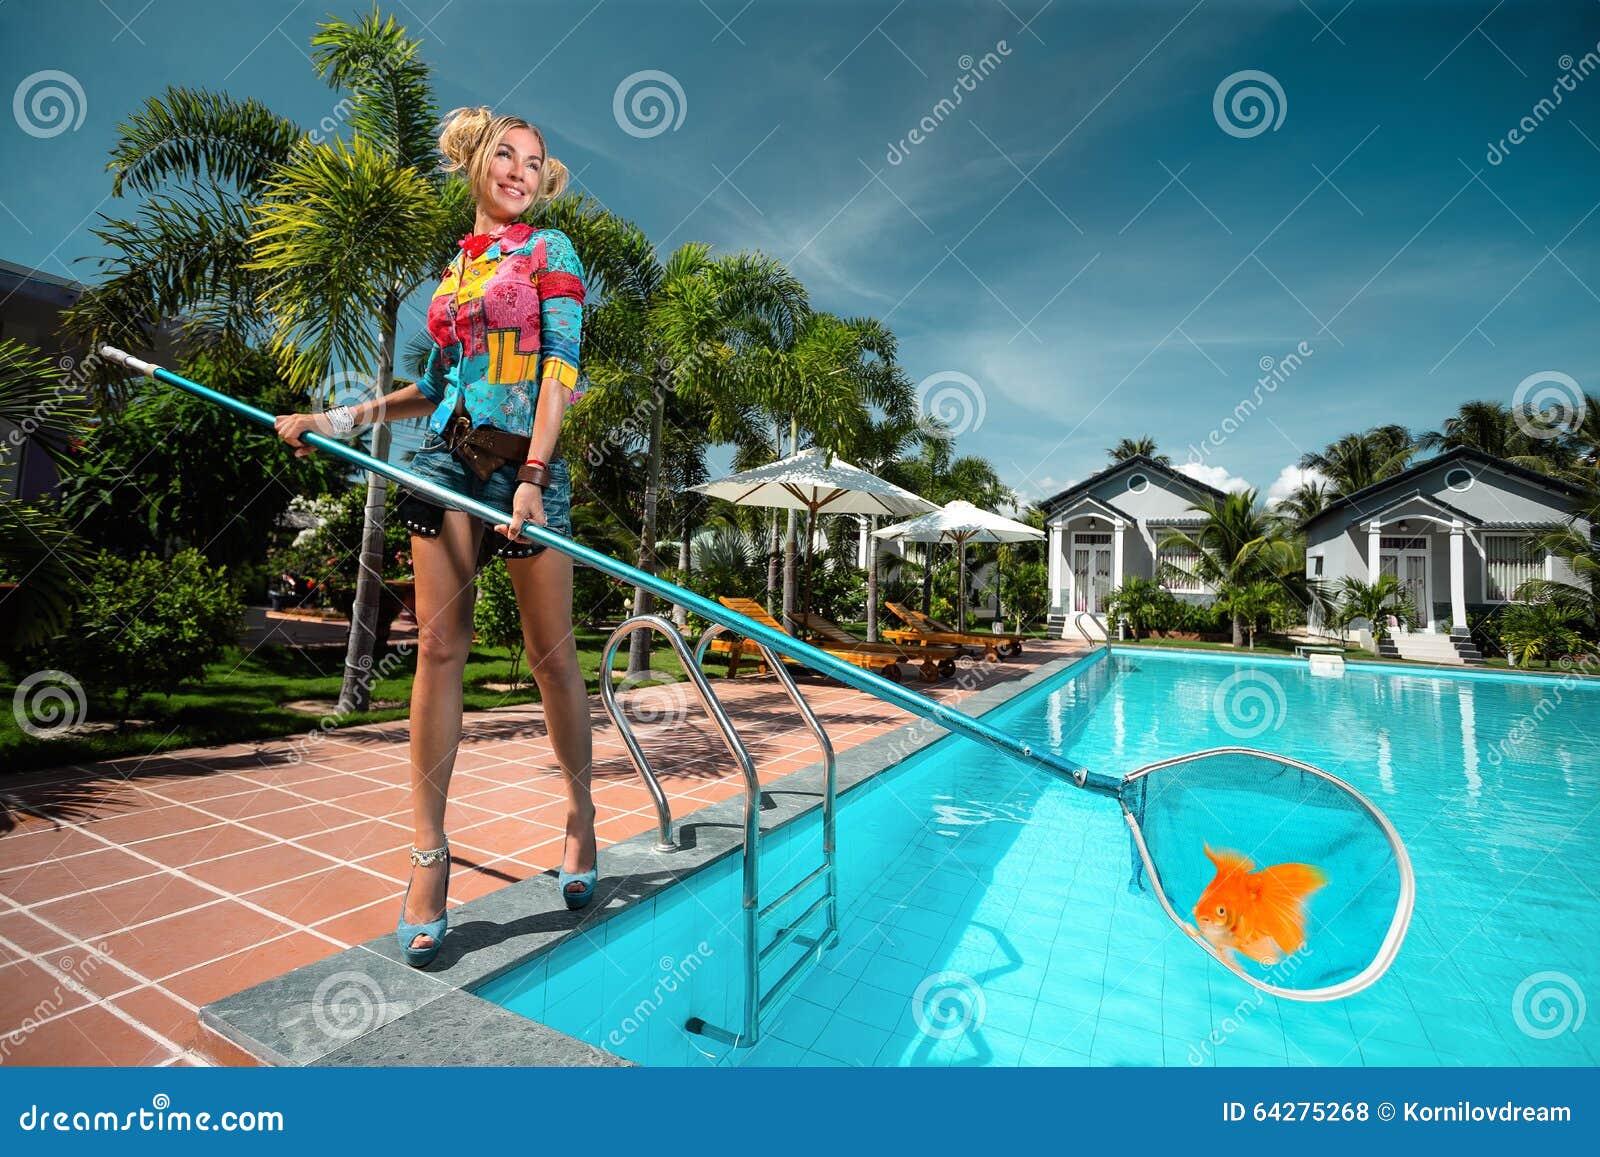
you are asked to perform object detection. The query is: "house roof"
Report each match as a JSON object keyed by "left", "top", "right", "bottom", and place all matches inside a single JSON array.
[
  {"left": 1039, "top": 454, "right": 1228, "bottom": 514},
  {"left": 1303, "top": 446, "right": 1595, "bottom": 532},
  {"left": 1047, "top": 493, "right": 1137, "bottom": 523}
]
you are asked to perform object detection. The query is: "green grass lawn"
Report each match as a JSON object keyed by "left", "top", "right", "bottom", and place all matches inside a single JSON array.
[
  {"left": 1, "top": 630, "right": 731, "bottom": 775},
  {"left": 1111, "top": 635, "right": 1361, "bottom": 658}
]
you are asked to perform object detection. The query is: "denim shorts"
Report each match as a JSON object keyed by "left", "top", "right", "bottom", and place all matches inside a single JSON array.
[{"left": 399, "top": 436, "right": 573, "bottom": 572}]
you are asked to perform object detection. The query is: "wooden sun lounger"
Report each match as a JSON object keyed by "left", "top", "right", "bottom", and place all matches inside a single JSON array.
[
  {"left": 788, "top": 612, "right": 962, "bottom": 683},
  {"left": 882, "top": 602, "right": 1024, "bottom": 662},
  {"left": 702, "top": 597, "right": 942, "bottom": 683}
]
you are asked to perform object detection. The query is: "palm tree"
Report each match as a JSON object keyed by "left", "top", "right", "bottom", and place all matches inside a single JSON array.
[
  {"left": 1272, "top": 478, "right": 1334, "bottom": 528},
  {"left": 1419, "top": 399, "right": 1575, "bottom": 475},
  {"left": 1298, "top": 425, "right": 1415, "bottom": 496},
  {"left": 1106, "top": 436, "right": 1169, "bottom": 464},
  {"left": 847, "top": 407, "right": 945, "bottom": 640},
  {"left": 1158, "top": 489, "right": 1298, "bottom": 645},
  {"left": 1334, "top": 574, "right": 1415, "bottom": 642},
  {"left": 1513, "top": 501, "right": 1600, "bottom": 626},
  {"left": 896, "top": 437, "right": 1009, "bottom": 617},
  {"left": 583, "top": 243, "right": 807, "bottom": 677}
]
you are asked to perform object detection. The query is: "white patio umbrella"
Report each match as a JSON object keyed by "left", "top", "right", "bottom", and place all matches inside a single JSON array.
[
  {"left": 692, "top": 446, "right": 937, "bottom": 627},
  {"left": 874, "top": 500, "right": 1045, "bottom": 632}
]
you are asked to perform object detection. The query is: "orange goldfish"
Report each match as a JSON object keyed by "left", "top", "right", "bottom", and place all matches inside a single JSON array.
[{"left": 1192, "top": 845, "right": 1327, "bottom": 966}]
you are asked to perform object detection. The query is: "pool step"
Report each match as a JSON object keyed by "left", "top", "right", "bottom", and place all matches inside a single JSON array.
[{"left": 1390, "top": 632, "right": 1467, "bottom": 665}]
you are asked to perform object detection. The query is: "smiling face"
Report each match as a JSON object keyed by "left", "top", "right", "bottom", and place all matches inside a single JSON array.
[{"left": 479, "top": 125, "right": 545, "bottom": 224}]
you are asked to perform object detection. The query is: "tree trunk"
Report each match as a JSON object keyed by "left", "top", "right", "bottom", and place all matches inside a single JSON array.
[
  {"left": 338, "top": 288, "right": 399, "bottom": 713},
  {"left": 627, "top": 376, "right": 667, "bottom": 678},
  {"left": 1231, "top": 615, "right": 1244, "bottom": 647}
]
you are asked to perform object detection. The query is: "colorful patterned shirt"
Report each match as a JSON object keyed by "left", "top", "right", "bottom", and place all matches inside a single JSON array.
[{"left": 418, "top": 222, "right": 585, "bottom": 439}]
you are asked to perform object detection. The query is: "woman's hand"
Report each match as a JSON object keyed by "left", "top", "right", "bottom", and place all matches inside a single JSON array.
[
  {"left": 273, "top": 412, "right": 327, "bottom": 457},
  {"left": 496, "top": 482, "right": 546, "bottom": 541}
]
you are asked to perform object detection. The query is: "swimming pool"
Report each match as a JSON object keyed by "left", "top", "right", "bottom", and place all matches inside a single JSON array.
[{"left": 478, "top": 648, "right": 1600, "bottom": 1066}]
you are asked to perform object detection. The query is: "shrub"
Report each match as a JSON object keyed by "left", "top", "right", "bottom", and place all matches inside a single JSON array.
[
  {"left": 473, "top": 559, "right": 526, "bottom": 686},
  {"left": 34, "top": 548, "right": 243, "bottom": 718},
  {"left": 1499, "top": 601, "right": 1591, "bottom": 668}
]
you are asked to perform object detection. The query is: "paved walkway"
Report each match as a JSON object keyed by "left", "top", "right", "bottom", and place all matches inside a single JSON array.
[
  {"left": 0, "top": 639, "right": 1083, "bottom": 1066},
  {"left": 3, "top": 643, "right": 1088, "bottom": 1068}
]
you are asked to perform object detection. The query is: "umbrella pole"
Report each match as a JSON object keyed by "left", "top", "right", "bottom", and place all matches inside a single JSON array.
[
  {"left": 800, "top": 502, "right": 817, "bottom": 637},
  {"left": 957, "top": 537, "right": 966, "bottom": 633}
]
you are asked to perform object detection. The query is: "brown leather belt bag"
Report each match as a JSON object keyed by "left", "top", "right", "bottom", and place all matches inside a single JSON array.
[{"left": 439, "top": 396, "right": 530, "bottom": 482}]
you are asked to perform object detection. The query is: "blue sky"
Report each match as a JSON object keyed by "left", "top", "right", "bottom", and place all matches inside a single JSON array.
[{"left": 3, "top": 0, "right": 1597, "bottom": 507}]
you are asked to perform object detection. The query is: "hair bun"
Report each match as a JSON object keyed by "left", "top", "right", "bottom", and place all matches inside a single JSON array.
[{"left": 437, "top": 105, "right": 494, "bottom": 172}]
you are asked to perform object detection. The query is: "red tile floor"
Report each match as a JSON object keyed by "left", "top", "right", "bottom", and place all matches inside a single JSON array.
[{"left": 0, "top": 639, "right": 1083, "bottom": 1066}]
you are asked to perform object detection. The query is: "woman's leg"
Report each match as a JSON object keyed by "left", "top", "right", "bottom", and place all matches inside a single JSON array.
[
  {"left": 506, "top": 547, "right": 595, "bottom": 889},
  {"left": 403, "top": 510, "right": 482, "bottom": 948}
]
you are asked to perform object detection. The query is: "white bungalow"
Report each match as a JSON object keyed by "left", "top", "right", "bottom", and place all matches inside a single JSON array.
[
  {"left": 1039, "top": 455, "right": 1228, "bottom": 635},
  {"left": 1302, "top": 447, "right": 1593, "bottom": 660}
]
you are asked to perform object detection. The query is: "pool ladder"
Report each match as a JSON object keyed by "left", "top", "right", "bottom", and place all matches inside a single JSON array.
[{"left": 597, "top": 613, "right": 840, "bottom": 1048}]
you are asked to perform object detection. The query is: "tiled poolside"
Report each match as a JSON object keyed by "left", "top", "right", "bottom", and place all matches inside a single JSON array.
[{"left": 0, "top": 639, "right": 1082, "bottom": 1066}]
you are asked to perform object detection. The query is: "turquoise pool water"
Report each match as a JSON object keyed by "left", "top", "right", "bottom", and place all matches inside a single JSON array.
[{"left": 479, "top": 649, "right": 1600, "bottom": 1066}]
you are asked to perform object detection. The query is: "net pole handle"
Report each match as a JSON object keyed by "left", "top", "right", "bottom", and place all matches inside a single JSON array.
[{"left": 99, "top": 346, "right": 1123, "bottom": 797}]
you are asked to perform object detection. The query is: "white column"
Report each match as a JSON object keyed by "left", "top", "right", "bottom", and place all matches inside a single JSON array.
[
  {"left": 857, "top": 516, "right": 870, "bottom": 570},
  {"left": 1111, "top": 518, "right": 1125, "bottom": 591},
  {"left": 1367, "top": 520, "right": 1382, "bottom": 583},
  {"left": 1048, "top": 523, "right": 1062, "bottom": 607},
  {"left": 1449, "top": 520, "right": 1468, "bottom": 634}
]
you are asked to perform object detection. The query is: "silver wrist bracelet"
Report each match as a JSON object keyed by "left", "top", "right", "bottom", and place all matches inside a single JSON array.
[{"left": 326, "top": 405, "right": 355, "bottom": 436}]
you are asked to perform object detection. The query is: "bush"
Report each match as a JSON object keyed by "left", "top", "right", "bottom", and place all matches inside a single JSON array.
[
  {"left": 1106, "top": 578, "right": 1180, "bottom": 638},
  {"left": 1498, "top": 601, "right": 1591, "bottom": 668},
  {"left": 33, "top": 548, "right": 243, "bottom": 718},
  {"left": 473, "top": 559, "right": 526, "bottom": 685}
]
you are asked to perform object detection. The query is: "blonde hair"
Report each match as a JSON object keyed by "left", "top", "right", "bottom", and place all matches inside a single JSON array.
[{"left": 437, "top": 105, "right": 569, "bottom": 208}]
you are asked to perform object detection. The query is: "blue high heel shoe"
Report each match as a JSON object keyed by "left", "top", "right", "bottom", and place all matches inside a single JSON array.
[
  {"left": 558, "top": 835, "right": 598, "bottom": 911},
  {"left": 395, "top": 839, "right": 450, "bottom": 967}
]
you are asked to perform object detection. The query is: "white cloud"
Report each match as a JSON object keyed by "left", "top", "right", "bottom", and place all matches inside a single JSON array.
[
  {"left": 1177, "top": 461, "right": 1251, "bottom": 494},
  {"left": 1266, "top": 464, "right": 1331, "bottom": 503}
]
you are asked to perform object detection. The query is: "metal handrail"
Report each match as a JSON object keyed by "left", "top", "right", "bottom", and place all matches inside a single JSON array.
[
  {"left": 596, "top": 615, "right": 760, "bottom": 852},
  {"left": 597, "top": 614, "right": 840, "bottom": 1047},
  {"left": 1074, "top": 610, "right": 1110, "bottom": 648}
]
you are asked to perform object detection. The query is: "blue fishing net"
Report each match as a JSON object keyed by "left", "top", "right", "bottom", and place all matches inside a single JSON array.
[{"left": 1122, "top": 748, "right": 1413, "bottom": 999}]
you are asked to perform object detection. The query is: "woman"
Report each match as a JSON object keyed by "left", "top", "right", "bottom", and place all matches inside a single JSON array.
[{"left": 274, "top": 106, "right": 596, "bottom": 967}]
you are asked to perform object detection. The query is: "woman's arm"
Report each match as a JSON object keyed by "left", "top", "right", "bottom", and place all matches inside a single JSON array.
[{"left": 275, "top": 344, "right": 449, "bottom": 455}]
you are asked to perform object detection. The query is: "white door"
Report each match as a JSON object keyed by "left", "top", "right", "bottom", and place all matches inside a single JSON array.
[
  {"left": 1072, "top": 533, "right": 1113, "bottom": 614},
  {"left": 1379, "top": 536, "right": 1431, "bottom": 628}
]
